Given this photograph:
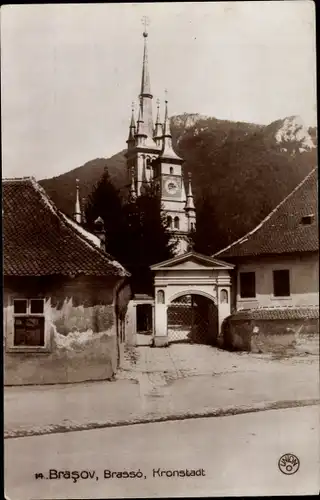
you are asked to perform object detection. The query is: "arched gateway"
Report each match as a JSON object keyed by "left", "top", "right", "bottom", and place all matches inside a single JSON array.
[
  {"left": 167, "top": 293, "right": 218, "bottom": 344},
  {"left": 150, "top": 251, "right": 234, "bottom": 347}
]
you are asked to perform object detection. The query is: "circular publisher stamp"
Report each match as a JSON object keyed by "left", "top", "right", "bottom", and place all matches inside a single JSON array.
[{"left": 278, "top": 453, "right": 300, "bottom": 475}]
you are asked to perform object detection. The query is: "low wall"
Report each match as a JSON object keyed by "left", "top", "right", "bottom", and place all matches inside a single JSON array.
[
  {"left": 5, "top": 325, "right": 117, "bottom": 385},
  {"left": 222, "top": 308, "right": 319, "bottom": 355}
]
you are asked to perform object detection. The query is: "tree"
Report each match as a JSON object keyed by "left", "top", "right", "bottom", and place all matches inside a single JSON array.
[
  {"left": 123, "top": 184, "right": 176, "bottom": 294},
  {"left": 84, "top": 167, "right": 129, "bottom": 263},
  {"left": 191, "top": 189, "right": 221, "bottom": 256},
  {"left": 85, "top": 172, "right": 176, "bottom": 294}
]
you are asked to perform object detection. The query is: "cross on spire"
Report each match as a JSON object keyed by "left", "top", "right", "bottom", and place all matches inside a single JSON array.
[
  {"left": 164, "top": 88, "right": 168, "bottom": 103},
  {"left": 141, "top": 16, "right": 149, "bottom": 37}
]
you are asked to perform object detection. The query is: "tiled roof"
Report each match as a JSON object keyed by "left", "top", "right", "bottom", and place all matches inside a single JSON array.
[
  {"left": 3, "top": 177, "right": 129, "bottom": 278},
  {"left": 215, "top": 168, "right": 318, "bottom": 259},
  {"left": 228, "top": 306, "right": 319, "bottom": 322}
]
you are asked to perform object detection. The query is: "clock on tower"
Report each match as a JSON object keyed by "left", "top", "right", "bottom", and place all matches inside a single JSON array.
[{"left": 162, "top": 176, "right": 182, "bottom": 199}]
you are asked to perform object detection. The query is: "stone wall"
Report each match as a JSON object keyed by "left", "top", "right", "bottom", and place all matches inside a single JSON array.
[
  {"left": 222, "top": 308, "right": 319, "bottom": 355},
  {"left": 4, "top": 275, "right": 127, "bottom": 385},
  {"left": 4, "top": 326, "right": 117, "bottom": 385}
]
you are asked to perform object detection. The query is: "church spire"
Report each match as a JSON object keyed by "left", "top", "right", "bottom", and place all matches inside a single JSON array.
[
  {"left": 140, "top": 18, "right": 151, "bottom": 97},
  {"left": 74, "top": 179, "right": 82, "bottom": 224},
  {"left": 185, "top": 172, "right": 196, "bottom": 233},
  {"left": 154, "top": 98, "right": 163, "bottom": 147},
  {"left": 135, "top": 98, "right": 147, "bottom": 145},
  {"left": 127, "top": 102, "right": 136, "bottom": 148},
  {"left": 139, "top": 17, "right": 154, "bottom": 140},
  {"left": 160, "top": 91, "right": 182, "bottom": 161},
  {"left": 185, "top": 172, "right": 195, "bottom": 210}
]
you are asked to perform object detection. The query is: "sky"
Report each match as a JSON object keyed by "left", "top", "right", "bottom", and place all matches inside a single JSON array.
[{"left": 1, "top": 1, "right": 317, "bottom": 180}]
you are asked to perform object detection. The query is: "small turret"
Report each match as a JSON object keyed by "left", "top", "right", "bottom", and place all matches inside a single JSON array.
[
  {"left": 159, "top": 92, "right": 182, "bottom": 161},
  {"left": 73, "top": 179, "right": 82, "bottom": 224},
  {"left": 126, "top": 103, "right": 136, "bottom": 149},
  {"left": 94, "top": 216, "right": 106, "bottom": 251},
  {"left": 185, "top": 172, "right": 196, "bottom": 232},
  {"left": 153, "top": 98, "right": 163, "bottom": 147},
  {"left": 135, "top": 100, "right": 147, "bottom": 146}
]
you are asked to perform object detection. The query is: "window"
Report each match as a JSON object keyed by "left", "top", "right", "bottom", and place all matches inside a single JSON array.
[
  {"left": 190, "top": 222, "right": 195, "bottom": 231},
  {"left": 167, "top": 215, "right": 172, "bottom": 228},
  {"left": 239, "top": 272, "right": 256, "bottom": 298},
  {"left": 174, "top": 216, "right": 180, "bottom": 229},
  {"left": 13, "top": 298, "right": 45, "bottom": 347},
  {"left": 273, "top": 270, "right": 290, "bottom": 297},
  {"left": 170, "top": 167, "right": 173, "bottom": 174},
  {"left": 220, "top": 289, "right": 228, "bottom": 304},
  {"left": 300, "top": 214, "right": 314, "bottom": 225}
]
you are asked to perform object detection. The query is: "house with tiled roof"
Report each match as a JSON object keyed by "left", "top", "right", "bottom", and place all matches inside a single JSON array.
[
  {"left": 3, "top": 177, "right": 131, "bottom": 385},
  {"left": 214, "top": 168, "right": 319, "bottom": 353}
]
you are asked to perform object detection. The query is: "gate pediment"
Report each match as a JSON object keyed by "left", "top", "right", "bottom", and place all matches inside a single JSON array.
[{"left": 150, "top": 251, "right": 234, "bottom": 272}]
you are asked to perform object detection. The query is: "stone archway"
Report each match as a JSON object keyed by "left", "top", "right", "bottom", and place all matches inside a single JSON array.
[
  {"left": 167, "top": 292, "right": 218, "bottom": 345},
  {"left": 150, "top": 251, "right": 234, "bottom": 347}
]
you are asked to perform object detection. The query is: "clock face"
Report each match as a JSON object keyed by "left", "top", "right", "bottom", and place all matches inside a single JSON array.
[
  {"left": 163, "top": 176, "right": 181, "bottom": 198},
  {"left": 165, "top": 180, "right": 178, "bottom": 194}
]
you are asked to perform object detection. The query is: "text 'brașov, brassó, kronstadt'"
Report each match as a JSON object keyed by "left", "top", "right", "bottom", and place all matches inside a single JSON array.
[{"left": 36, "top": 468, "right": 206, "bottom": 483}]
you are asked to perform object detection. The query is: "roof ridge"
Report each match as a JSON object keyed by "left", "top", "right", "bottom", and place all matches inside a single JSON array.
[
  {"left": 2, "top": 176, "right": 36, "bottom": 182},
  {"left": 60, "top": 212, "right": 129, "bottom": 275},
  {"left": 29, "top": 178, "right": 129, "bottom": 276},
  {"left": 214, "top": 166, "right": 318, "bottom": 257}
]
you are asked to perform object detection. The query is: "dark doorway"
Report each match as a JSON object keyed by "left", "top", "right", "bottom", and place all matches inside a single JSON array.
[
  {"left": 167, "top": 294, "right": 218, "bottom": 345},
  {"left": 136, "top": 304, "right": 153, "bottom": 334}
]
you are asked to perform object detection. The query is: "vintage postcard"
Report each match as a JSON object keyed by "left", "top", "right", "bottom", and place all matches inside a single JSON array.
[{"left": 2, "top": 1, "right": 319, "bottom": 498}]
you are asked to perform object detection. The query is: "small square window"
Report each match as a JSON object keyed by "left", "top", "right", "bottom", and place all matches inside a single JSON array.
[
  {"left": 30, "top": 299, "right": 44, "bottom": 314},
  {"left": 273, "top": 270, "right": 290, "bottom": 297},
  {"left": 239, "top": 272, "right": 256, "bottom": 298},
  {"left": 13, "top": 299, "right": 27, "bottom": 314},
  {"left": 300, "top": 214, "right": 314, "bottom": 225}
]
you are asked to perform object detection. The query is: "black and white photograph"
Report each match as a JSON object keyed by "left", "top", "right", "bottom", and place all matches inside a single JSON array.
[{"left": 2, "top": 2, "right": 319, "bottom": 498}]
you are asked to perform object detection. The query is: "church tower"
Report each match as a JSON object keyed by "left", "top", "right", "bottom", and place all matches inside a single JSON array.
[{"left": 125, "top": 20, "right": 196, "bottom": 254}]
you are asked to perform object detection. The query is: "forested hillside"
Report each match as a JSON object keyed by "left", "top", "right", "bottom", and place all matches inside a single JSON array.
[{"left": 40, "top": 114, "right": 317, "bottom": 254}]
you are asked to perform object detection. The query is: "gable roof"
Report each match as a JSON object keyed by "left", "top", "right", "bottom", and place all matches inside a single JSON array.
[
  {"left": 214, "top": 168, "right": 318, "bottom": 260},
  {"left": 3, "top": 177, "right": 129, "bottom": 278},
  {"left": 150, "top": 251, "right": 234, "bottom": 271}
]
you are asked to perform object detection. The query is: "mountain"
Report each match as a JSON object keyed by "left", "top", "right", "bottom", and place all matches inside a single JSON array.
[
  {"left": 40, "top": 151, "right": 127, "bottom": 217},
  {"left": 39, "top": 114, "right": 317, "bottom": 253}
]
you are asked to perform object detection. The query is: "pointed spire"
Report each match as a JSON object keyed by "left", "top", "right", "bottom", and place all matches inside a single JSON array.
[
  {"left": 160, "top": 91, "right": 182, "bottom": 161},
  {"left": 140, "top": 21, "right": 151, "bottom": 97},
  {"left": 154, "top": 98, "right": 163, "bottom": 146},
  {"left": 185, "top": 172, "right": 195, "bottom": 210},
  {"left": 74, "top": 179, "right": 82, "bottom": 224},
  {"left": 127, "top": 102, "right": 136, "bottom": 147},
  {"left": 129, "top": 167, "right": 137, "bottom": 202},
  {"left": 135, "top": 99, "right": 147, "bottom": 145},
  {"left": 138, "top": 17, "right": 155, "bottom": 142}
]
